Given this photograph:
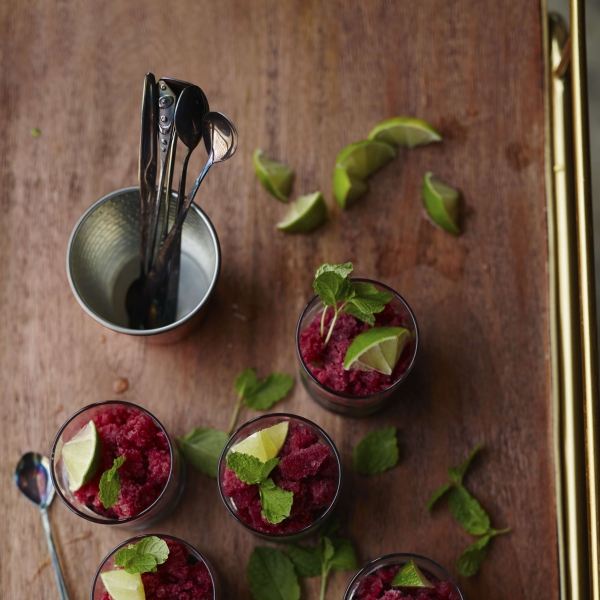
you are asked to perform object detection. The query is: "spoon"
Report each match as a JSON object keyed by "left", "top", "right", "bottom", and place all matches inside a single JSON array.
[
  {"left": 143, "top": 111, "right": 237, "bottom": 304},
  {"left": 15, "top": 453, "right": 71, "bottom": 600}
]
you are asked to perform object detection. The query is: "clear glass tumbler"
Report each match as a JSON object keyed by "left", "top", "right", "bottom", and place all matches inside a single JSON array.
[
  {"left": 343, "top": 553, "right": 464, "bottom": 600},
  {"left": 296, "top": 279, "right": 419, "bottom": 416},
  {"left": 51, "top": 401, "right": 185, "bottom": 529},
  {"left": 217, "top": 413, "right": 342, "bottom": 543},
  {"left": 91, "top": 534, "right": 219, "bottom": 600}
]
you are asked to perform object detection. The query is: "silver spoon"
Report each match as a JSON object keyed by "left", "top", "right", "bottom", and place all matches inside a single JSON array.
[
  {"left": 143, "top": 111, "right": 237, "bottom": 303},
  {"left": 15, "top": 453, "right": 71, "bottom": 600}
]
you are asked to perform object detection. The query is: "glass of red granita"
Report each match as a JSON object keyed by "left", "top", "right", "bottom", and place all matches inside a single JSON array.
[
  {"left": 91, "top": 534, "right": 218, "bottom": 600},
  {"left": 51, "top": 401, "right": 185, "bottom": 529},
  {"left": 296, "top": 279, "right": 418, "bottom": 416},
  {"left": 217, "top": 413, "right": 341, "bottom": 542},
  {"left": 344, "top": 553, "right": 464, "bottom": 600}
]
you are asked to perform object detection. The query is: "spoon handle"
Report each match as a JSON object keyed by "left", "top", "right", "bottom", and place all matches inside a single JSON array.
[{"left": 40, "top": 508, "right": 71, "bottom": 600}]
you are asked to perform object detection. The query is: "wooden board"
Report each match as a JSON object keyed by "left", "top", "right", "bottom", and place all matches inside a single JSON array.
[{"left": 0, "top": 1, "right": 555, "bottom": 598}]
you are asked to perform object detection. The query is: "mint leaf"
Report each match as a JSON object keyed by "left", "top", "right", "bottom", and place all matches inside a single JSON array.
[
  {"left": 133, "top": 536, "right": 169, "bottom": 563},
  {"left": 448, "top": 443, "right": 481, "bottom": 484},
  {"left": 259, "top": 478, "right": 294, "bottom": 524},
  {"left": 247, "top": 547, "right": 300, "bottom": 600},
  {"left": 245, "top": 373, "right": 294, "bottom": 410},
  {"left": 351, "top": 282, "right": 392, "bottom": 304},
  {"left": 426, "top": 482, "right": 453, "bottom": 513},
  {"left": 448, "top": 485, "right": 490, "bottom": 535},
  {"left": 457, "top": 535, "right": 491, "bottom": 577},
  {"left": 235, "top": 368, "right": 260, "bottom": 397},
  {"left": 344, "top": 303, "right": 377, "bottom": 326},
  {"left": 315, "top": 262, "right": 354, "bottom": 278},
  {"left": 287, "top": 545, "right": 321, "bottom": 578},
  {"left": 30, "top": 127, "right": 41, "bottom": 137},
  {"left": 226, "top": 452, "right": 279, "bottom": 485},
  {"left": 98, "top": 456, "right": 126, "bottom": 509},
  {"left": 313, "top": 271, "right": 353, "bottom": 307},
  {"left": 329, "top": 538, "right": 358, "bottom": 572},
  {"left": 114, "top": 535, "right": 169, "bottom": 575},
  {"left": 178, "top": 428, "right": 229, "bottom": 478},
  {"left": 353, "top": 427, "right": 399, "bottom": 475}
]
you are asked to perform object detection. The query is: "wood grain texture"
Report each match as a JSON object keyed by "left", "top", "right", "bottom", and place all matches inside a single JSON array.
[{"left": 0, "top": 1, "right": 555, "bottom": 599}]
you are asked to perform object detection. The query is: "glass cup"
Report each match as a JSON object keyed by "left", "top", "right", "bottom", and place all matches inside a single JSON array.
[
  {"left": 91, "top": 534, "right": 219, "bottom": 600},
  {"left": 296, "top": 279, "right": 418, "bottom": 416},
  {"left": 343, "top": 553, "right": 464, "bottom": 600},
  {"left": 51, "top": 401, "right": 185, "bottom": 530},
  {"left": 217, "top": 413, "right": 342, "bottom": 542}
]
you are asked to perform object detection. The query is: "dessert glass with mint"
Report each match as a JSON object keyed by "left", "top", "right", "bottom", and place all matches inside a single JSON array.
[
  {"left": 91, "top": 534, "right": 217, "bottom": 600},
  {"left": 296, "top": 263, "right": 418, "bottom": 416},
  {"left": 218, "top": 413, "right": 341, "bottom": 542},
  {"left": 51, "top": 401, "right": 185, "bottom": 529},
  {"left": 344, "top": 554, "right": 464, "bottom": 600}
]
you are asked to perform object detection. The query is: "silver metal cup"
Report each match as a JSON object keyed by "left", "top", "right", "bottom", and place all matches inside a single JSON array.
[{"left": 67, "top": 186, "right": 220, "bottom": 343}]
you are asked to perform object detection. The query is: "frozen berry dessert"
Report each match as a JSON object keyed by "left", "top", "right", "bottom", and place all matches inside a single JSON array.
[{"left": 220, "top": 418, "right": 340, "bottom": 535}]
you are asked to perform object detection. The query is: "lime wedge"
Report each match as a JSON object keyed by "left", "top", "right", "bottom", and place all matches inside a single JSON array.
[
  {"left": 253, "top": 149, "right": 294, "bottom": 202},
  {"left": 368, "top": 117, "right": 442, "bottom": 148},
  {"left": 343, "top": 327, "right": 411, "bottom": 376},
  {"left": 391, "top": 559, "right": 435, "bottom": 588},
  {"left": 335, "top": 140, "right": 396, "bottom": 180},
  {"left": 232, "top": 421, "right": 289, "bottom": 462},
  {"left": 277, "top": 192, "right": 328, "bottom": 233},
  {"left": 62, "top": 420, "right": 101, "bottom": 491},
  {"left": 422, "top": 171, "right": 461, "bottom": 235},
  {"left": 100, "top": 570, "right": 146, "bottom": 600},
  {"left": 333, "top": 167, "right": 369, "bottom": 209}
]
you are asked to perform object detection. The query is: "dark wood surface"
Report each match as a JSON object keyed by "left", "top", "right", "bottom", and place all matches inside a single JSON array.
[{"left": 0, "top": 1, "right": 555, "bottom": 598}]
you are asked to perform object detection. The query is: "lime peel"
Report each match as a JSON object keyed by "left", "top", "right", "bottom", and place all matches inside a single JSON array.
[
  {"left": 277, "top": 192, "right": 328, "bottom": 233},
  {"left": 368, "top": 116, "right": 442, "bottom": 148},
  {"left": 253, "top": 149, "right": 294, "bottom": 202},
  {"left": 422, "top": 171, "right": 461, "bottom": 235}
]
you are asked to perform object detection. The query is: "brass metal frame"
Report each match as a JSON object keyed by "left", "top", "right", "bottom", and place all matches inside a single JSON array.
[{"left": 545, "top": 0, "right": 599, "bottom": 597}]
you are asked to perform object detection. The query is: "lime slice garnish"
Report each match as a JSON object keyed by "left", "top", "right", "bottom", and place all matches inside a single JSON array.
[
  {"left": 335, "top": 140, "right": 396, "bottom": 180},
  {"left": 277, "top": 192, "right": 328, "bottom": 233},
  {"left": 368, "top": 117, "right": 442, "bottom": 148},
  {"left": 62, "top": 420, "right": 101, "bottom": 491},
  {"left": 343, "top": 327, "right": 411, "bottom": 376},
  {"left": 422, "top": 171, "right": 461, "bottom": 235},
  {"left": 391, "top": 559, "right": 435, "bottom": 588},
  {"left": 253, "top": 149, "right": 294, "bottom": 202},
  {"left": 333, "top": 167, "right": 369, "bottom": 209},
  {"left": 100, "top": 570, "right": 146, "bottom": 600},
  {"left": 232, "top": 421, "right": 289, "bottom": 462}
]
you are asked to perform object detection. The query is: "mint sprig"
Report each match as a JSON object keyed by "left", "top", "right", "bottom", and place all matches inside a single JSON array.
[
  {"left": 426, "top": 444, "right": 510, "bottom": 577},
  {"left": 247, "top": 547, "right": 300, "bottom": 600},
  {"left": 115, "top": 536, "right": 170, "bottom": 574},
  {"left": 353, "top": 427, "right": 399, "bottom": 475},
  {"left": 98, "top": 456, "right": 126, "bottom": 509},
  {"left": 226, "top": 452, "right": 280, "bottom": 485},
  {"left": 312, "top": 263, "right": 391, "bottom": 345},
  {"left": 178, "top": 428, "right": 229, "bottom": 478}
]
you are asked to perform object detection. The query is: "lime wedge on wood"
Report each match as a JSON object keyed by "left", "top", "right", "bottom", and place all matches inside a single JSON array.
[
  {"left": 253, "top": 149, "right": 294, "bottom": 202},
  {"left": 62, "top": 420, "right": 101, "bottom": 491},
  {"left": 422, "top": 171, "right": 461, "bottom": 235},
  {"left": 100, "top": 570, "right": 146, "bottom": 600},
  {"left": 333, "top": 167, "right": 369, "bottom": 209},
  {"left": 277, "top": 192, "right": 328, "bottom": 232},
  {"left": 391, "top": 559, "right": 435, "bottom": 588},
  {"left": 335, "top": 140, "right": 396, "bottom": 180},
  {"left": 343, "top": 327, "right": 411, "bottom": 376},
  {"left": 368, "top": 117, "right": 442, "bottom": 147},
  {"left": 232, "top": 421, "right": 289, "bottom": 462}
]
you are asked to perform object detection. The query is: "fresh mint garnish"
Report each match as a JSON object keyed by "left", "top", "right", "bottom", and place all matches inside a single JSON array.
[
  {"left": 98, "top": 456, "right": 126, "bottom": 509},
  {"left": 286, "top": 545, "right": 322, "bottom": 578},
  {"left": 30, "top": 127, "right": 41, "bottom": 137},
  {"left": 353, "top": 427, "right": 399, "bottom": 475},
  {"left": 426, "top": 444, "right": 510, "bottom": 577},
  {"left": 313, "top": 262, "right": 391, "bottom": 345},
  {"left": 247, "top": 547, "right": 300, "bottom": 600},
  {"left": 259, "top": 478, "right": 294, "bottom": 524},
  {"left": 226, "top": 452, "right": 279, "bottom": 485},
  {"left": 178, "top": 428, "right": 229, "bottom": 478},
  {"left": 114, "top": 535, "right": 169, "bottom": 575}
]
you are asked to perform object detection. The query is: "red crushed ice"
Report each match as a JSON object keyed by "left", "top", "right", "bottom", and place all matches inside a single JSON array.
[
  {"left": 299, "top": 304, "right": 415, "bottom": 396},
  {"left": 101, "top": 539, "right": 213, "bottom": 600},
  {"left": 354, "top": 565, "right": 461, "bottom": 600},
  {"left": 222, "top": 422, "right": 339, "bottom": 534},
  {"left": 74, "top": 407, "right": 171, "bottom": 519}
]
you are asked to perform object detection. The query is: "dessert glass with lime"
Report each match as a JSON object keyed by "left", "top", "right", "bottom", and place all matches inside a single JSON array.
[
  {"left": 50, "top": 401, "right": 185, "bottom": 529},
  {"left": 91, "top": 534, "right": 218, "bottom": 600},
  {"left": 296, "top": 279, "right": 418, "bottom": 416},
  {"left": 217, "top": 413, "right": 342, "bottom": 542},
  {"left": 343, "top": 553, "right": 464, "bottom": 600}
]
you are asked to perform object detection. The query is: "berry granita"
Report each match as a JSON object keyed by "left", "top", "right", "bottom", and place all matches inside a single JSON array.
[
  {"left": 75, "top": 406, "right": 171, "bottom": 519},
  {"left": 300, "top": 303, "right": 416, "bottom": 396},
  {"left": 221, "top": 420, "right": 340, "bottom": 535}
]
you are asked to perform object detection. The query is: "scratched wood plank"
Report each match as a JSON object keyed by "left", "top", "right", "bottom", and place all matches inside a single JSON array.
[{"left": 0, "top": 1, "right": 554, "bottom": 599}]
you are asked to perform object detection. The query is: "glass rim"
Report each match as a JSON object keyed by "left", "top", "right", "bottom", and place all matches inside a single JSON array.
[
  {"left": 343, "top": 552, "right": 464, "bottom": 600},
  {"left": 217, "top": 412, "right": 342, "bottom": 539},
  {"left": 90, "top": 533, "right": 217, "bottom": 600},
  {"left": 50, "top": 400, "right": 176, "bottom": 526},
  {"left": 295, "top": 278, "right": 420, "bottom": 401}
]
